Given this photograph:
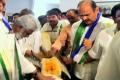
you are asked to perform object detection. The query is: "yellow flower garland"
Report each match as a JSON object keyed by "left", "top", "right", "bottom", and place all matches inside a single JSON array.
[{"left": 41, "top": 57, "right": 62, "bottom": 77}]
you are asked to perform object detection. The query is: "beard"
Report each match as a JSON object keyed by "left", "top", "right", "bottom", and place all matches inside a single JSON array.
[
  {"left": 49, "top": 20, "right": 58, "bottom": 27},
  {"left": 15, "top": 32, "right": 23, "bottom": 40}
]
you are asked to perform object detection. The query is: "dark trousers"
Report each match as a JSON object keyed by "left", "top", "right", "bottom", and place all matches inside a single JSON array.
[{"left": 62, "top": 63, "right": 81, "bottom": 80}]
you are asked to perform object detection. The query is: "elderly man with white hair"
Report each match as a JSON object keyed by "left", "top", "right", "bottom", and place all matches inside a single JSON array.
[
  {"left": 0, "top": 34, "right": 54, "bottom": 80},
  {"left": 0, "top": 14, "right": 39, "bottom": 80},
  {"left": 14, "top": 14, "right": 51, "bottom": 57},
  {"left": 13, "top": 14, "right": 53, "bottom": 80}
]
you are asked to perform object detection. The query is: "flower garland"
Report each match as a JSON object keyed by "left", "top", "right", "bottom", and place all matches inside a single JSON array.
[{"left": 41, "top": 57, "right": 62, "bottom": 77}]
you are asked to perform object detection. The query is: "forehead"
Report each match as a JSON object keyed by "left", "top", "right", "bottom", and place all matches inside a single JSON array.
[
  {"left": 67, "top": 11, "right": 76, "bottom": 16},
  {"left": 78, "top": 3, "right": 93, "bottom": 14},
  {"left": 47, "top": 15, "right": 57, "bottom": 18},
  {"left": 0, "top": 2, "right": 3, "bottom": 5}
]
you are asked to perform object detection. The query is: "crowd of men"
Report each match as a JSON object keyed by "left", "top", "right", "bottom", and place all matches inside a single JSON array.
[{"left": 0, "top": 0, "right": 120, "bottom": 80}]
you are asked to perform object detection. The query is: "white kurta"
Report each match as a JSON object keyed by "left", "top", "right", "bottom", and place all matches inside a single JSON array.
[
  {"left": 71, "top": 15, "right": 115, "bottom": 79},
  {"left": 0, "top": 16, "right": 9, "bottom": 34},
  {"left": 18, "top": 30, "right": 51, "bottom": 55},
  {"left": 89, "top": 25, "right": 116, "bottom": 59},
  {"left": 88, "top": 25, "right": 117, "bottom": 80},
  {"left": 95, "top": 31, "right": 120, "bottom": 80},
  {"left": 41, "top": 20, "right": 70, "bottom": 43},
  {"left": 18, "top": 30, "right": 42, "bottom": 55},
  {"left": 0, "top": 34, "right": 36, "bottom": 80}
]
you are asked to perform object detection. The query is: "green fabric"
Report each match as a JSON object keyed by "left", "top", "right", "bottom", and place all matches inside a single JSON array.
[
  {"left": 59, "top": 24, "right": 63, "bottom": 34},
  {"left": 0, "top": 53, "right": 10, "bottom": 80},
  {"left": 79, "top": 52, "right": 89, "bottom": 64},
  {"left": 15, "top": 43, "right": 24, "bottom": 80},
  {"left": 72, "top": 22, "right": 89, "bottom": 64},
  {"left": 72, "top": 22, "right": 86, "bottom": 52}
]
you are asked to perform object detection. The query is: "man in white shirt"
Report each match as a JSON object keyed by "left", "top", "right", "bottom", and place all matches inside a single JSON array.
[
  {"left": 41, "top": 8, "right": 70, "bottom": 43},
  {"left": 14, "top": 14, "right": 54, "bottom": 80},
  {"left": 14, "top": 14, "right": 51, "bottom": 57},
  {"left": 95, "top": 3, "right": 120, "bottom": 80},
  {"left": 0, "top": 0, "right": 12, "bottom": 34},
  {"left": 95, "top": 31, "right": 120, "bottom": 80},
  {"left": 69, "top": 0, "right": 114, "bottom": 80},
  {"left": 0, "top": 34, "right": 36, "bottom": 80}
]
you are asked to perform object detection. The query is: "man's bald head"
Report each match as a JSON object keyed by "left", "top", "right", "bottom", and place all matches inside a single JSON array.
[{"left": 78, "top": 0, "right": 97, "bottom": 11}]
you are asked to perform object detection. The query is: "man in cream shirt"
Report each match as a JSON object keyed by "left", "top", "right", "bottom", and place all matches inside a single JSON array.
[
  {"left": 70, "top": 0, "right": 114, "bottom": 80},
  {"left": 41, "top": 8, "right": 69, "bottom": 44},
  {"left": 95, "top": 3, "right": 120, "bottom": 80}
]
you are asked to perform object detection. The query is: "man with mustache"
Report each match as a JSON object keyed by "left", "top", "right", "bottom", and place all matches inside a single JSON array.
[{"left": 41, "top": 8, "right": 70, "bottom": 44}]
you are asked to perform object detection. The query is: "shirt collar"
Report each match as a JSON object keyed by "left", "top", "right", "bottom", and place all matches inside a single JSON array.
[
  {"left": 48, "top": 21, "right": 59, "bottom": 30},
  {"left": 0, "top": 13, "right": 3, "bottom": 19}
]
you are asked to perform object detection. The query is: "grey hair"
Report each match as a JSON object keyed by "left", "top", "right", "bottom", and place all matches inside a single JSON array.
[{"left": 15, "top": 14, "right": 40, "bottom": 31}]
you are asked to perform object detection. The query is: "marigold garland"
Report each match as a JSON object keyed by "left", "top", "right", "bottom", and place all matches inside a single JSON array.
[{"left": 41, "top": 57, "right": 62, "bottom": 77}]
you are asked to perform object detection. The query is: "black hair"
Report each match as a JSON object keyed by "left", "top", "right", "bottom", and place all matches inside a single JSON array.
[
  {"left": 20, "top": 8, "right": 34, "bottom": 16},
  {"left": 67, "top": 9, "right": 78, "bottom": 15},
  {"left": 111, "top": 3, "right": 120, "bottom": 19},
  {"left": 38, "top": 15, "right": 47, "bottom": 26},
  {"left": 62, "top": 12, "right": 67, "bottom": 15},
  {"left": 78, "top": 0, "right": 97, "bottom": 11},
  {"left": 47, "top": 8, "right": 61, "bottom": 16},
  {"left": 12, "top": 13, "right": 20, "bottom": 17}
]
